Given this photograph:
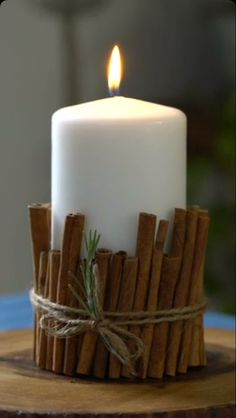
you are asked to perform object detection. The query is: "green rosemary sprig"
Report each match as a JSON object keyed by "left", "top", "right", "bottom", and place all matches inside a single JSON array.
[{"left": 68, "top": 230, "right": 101, "bottom": 320}]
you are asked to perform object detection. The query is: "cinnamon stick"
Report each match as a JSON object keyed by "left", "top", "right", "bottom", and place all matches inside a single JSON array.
[
  {"left": 177, "top": 212, "right": 210, "bottom": 373},
  {"left": 93, "top": 251, "right": 127, "bottom": 378},
  {"left": 138, "top": 220, "right": 169, "bottom": 378},
  {"left": 170, "top": 208, "right": 186, "bottom": 257},
  {"left": 28, "top": 203, "right": 51, "bottom": 360},
  {"left": 46, "top": 250, "right": 61, "bottom": 371},
  {"left": 134, "top": 213, "right": 157, "bottom": 310},
  {"left": 147, "top": 256, "right": 181, "bottom": 378},
  {"left": 198, "top": 210, "right": 210, "bottom": 368},
  {"left": 52, "top": 213, "right": 85, "bottom": 374},
  {"left": 77, "top": 248, "right": 112, "bottom": 376},
  {"left": 188, "top": 210, "right": 210, "bottom": 367},
  {"left": 36, "top": 251, "right": 49, "bottom": 368},
  {"left": 165, "top": 209, "right": 198, "bottom": 376},
  {"left": 197, "top": 251, "right": 208, "bottom": 367},
  {"left": 121, "top": 212, "right": 156, "bottom": 377},
  {"left": 28, "top": 203, "right": 51, "bottom": 283},
  {"left": 63, "top": 214, "right": 85, "bottom": 376},
  {"left": 109, "top": 257, "right": 138, "bottom": 378}
]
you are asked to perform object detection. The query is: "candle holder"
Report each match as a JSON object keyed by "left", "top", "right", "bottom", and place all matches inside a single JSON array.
[{"left": 29, "top": 204, "right": 210, "bottom": 379}]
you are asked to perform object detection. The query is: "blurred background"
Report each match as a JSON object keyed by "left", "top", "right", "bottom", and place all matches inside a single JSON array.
[{"left": 0, "top": 0, "right": 235, "bottom": 313}]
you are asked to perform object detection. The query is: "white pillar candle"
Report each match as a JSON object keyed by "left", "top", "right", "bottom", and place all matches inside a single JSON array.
[{"left": 52, "top": 96, "right": 186, "bottom": 253}]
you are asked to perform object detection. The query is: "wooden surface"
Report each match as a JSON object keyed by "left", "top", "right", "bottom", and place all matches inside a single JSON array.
[{"left": 0, "top": 328, "right": 235, "bottom": 418}]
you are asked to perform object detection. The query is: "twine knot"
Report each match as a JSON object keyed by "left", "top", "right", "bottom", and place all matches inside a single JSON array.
[{"left": 94, "top": 318, "right": 111, "bottom": 329}]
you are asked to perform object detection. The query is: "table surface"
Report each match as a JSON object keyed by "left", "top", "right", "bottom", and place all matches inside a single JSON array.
[
  {"left": 0, "top": 291, "right": 235, "bottom": 331},
  {"left": 0, "top": 327, "right": 235, "bottom": 418},
  {"left": 0, "top": 293, "right": 235, "bottom": 417}
]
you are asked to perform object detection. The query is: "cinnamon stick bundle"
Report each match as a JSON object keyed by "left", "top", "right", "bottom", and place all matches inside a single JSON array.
[
  {"left": 177, "top": 212, "right": 210, "bottom": 373},
  {"left": 77, "top": 248, "right": 112, "bottom": 376},
  {"left": 46, "top": 250, "right": 61, "bottom": 371},
  {"left": 109, "top": 257, "right": 138, "bottom": 378},
  {"left": 138, "top": 220, "right": 169, "bottom": 379},
  {"left": 146, "top": 209, "right": 185, "bottom": 378},
  {"left": 121, "top": 212, "right": 156, "bottom": 377},
  {"left": 188, "top": 210, "right": 210, "bottom": 367},
  {"left": 36, "top": 251, "right": 49, "bottom": 369},
  {"left": 93, "top": 251, "right": 127, "bottom": 378},
  {"left": 52, "top": 213, "right": 85, "bottom": 374},
  {"left": 148, "top": 256, "right": 180, "bottom": 378},
  {"left": 165, "top": 209, "right": 198, "bottom": 376}
]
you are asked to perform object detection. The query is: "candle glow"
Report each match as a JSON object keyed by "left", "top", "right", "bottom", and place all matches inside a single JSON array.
[{"left": 107, "top": 45, "right": 122, "bottom": 96}]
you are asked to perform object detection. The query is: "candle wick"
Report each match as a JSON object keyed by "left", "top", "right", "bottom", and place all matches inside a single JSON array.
[{"left": 109, "top": 87, "right": 120, "bottom": 97}]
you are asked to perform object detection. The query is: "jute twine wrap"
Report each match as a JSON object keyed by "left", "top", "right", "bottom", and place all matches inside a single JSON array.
[{"left": 30, "top": 286, "right": 207, "bottom": 375}]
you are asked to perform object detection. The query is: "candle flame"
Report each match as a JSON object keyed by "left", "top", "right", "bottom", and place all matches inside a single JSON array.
[{"left": 107, "top": 45, "right": 122, "bottom": 96}]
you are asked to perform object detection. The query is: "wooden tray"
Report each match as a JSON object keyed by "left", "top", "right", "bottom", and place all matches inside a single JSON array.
[{"left": 0, "top": 328, "right": 235, "bottom": 417}]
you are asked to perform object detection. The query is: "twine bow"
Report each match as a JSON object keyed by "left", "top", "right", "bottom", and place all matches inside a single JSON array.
[
  {"left": 30, "top": 287, "right": 207, "bottom": 376},
  {"left": 37, "top": 296, "right": 144, "bottom": 375}
]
